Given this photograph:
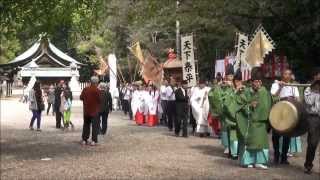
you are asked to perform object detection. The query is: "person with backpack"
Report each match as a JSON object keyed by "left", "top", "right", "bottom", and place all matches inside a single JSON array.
[{"left": 60, "top": 83, "right": 74, "bottom": 130}]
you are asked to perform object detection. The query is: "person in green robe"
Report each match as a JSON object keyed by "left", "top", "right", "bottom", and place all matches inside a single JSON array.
[
  {"left": 209, "top": 65, "right": 239, "bottom": 159},
  {"left": 208, "top": 80, "right": 230, "bottom": 151},
  {"left": 233, "top": 67, "right": 271, "bottom": 169}
]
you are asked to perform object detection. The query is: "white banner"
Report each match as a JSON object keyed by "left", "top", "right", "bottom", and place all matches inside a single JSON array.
[
  {"left": 108, "top": 54, "right": 119, "bottom": 110},
  {"left": 108, "top": 54, "right": 117, "bottom": 95},
  {"left": 181, "top": 35, "right": 197, "bottom": 87},
  {"left": 234, "top": 33, "right": 249, "bottom": 71}
]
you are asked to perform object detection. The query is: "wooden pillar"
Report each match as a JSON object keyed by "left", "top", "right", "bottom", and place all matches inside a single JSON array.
[{"left": 6, "top": 81, "right": 9, "bottom": 97}]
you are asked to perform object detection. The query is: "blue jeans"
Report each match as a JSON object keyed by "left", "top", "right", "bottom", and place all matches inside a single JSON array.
[{"left": 30, "top": 110, "right": 41, "bottom": 129}]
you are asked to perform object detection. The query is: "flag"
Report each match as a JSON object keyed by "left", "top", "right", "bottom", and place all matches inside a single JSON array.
[
  {"left": 234, "top": 32, "right": 249, "bottom": 71},
  {"left": 128, "top": 41, "right": 163, "bottom": 86},
  {"left": 108, "top": 54, "right": 117, "bottom": 95},
  {"left": 128, "top": 41, "right": 144, "bottom": 63},
  {"left": 245, "top": 25, "right": 275, "bottom": 67},
  {"left": 181, "top": 35, "right": 197, "bottom": 87},
  {"left": 94, "top": 56, "right": 108, "bottom": 76},
  {"left": 142, "top": 53, "right": 163, "bottom": 87}
]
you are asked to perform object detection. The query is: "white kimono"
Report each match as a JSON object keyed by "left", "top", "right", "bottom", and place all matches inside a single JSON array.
[
  {"left": 190, "top": 86, "right": 211, "bottom": 133},
  {"left": 147, "top": 90, "right": 160, "bottom": 115},
  {"left": 131, "top": 90, "right": 144, "bottom": 116},
  {"left": 140, "top": 90, "right": 149, "bottom": 115},
  {"left": 111, "top": 88, "right": 119, "bottom": 110}
]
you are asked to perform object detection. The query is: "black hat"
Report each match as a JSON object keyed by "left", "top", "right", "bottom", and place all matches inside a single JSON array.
[
  {"left": 225, "top": 64, "right": 234, "bottom": 76},
  {"left": 199, "top": 79, "right": 206, "bottom": 84},
  {"left": 251, "top": 67, "right": 263, "bottom": 80},
  {"left": 234, "top": 69, "right": 242, "bottom": 81}
]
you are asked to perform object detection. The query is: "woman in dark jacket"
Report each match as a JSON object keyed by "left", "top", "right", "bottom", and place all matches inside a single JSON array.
[
  {"left": 29, "top": 81, "right": 44, "bottom": 131},
  {"left": 98, "top": 82, "right": 112, "bottom": 135}
]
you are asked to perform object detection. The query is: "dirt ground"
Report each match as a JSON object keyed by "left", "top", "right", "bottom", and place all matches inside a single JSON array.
[{"left": 0, "top": 97, "right": 319, "bottom": 180}]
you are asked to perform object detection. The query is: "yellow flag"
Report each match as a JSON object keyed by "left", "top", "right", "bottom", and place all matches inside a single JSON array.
[
  {"left": 129, "top": 41, "right": 144, "bottom": 63},
  {"left": 94, "top": 56, "right": 108, "bottom": 75},
  {"left": 246, "top": 26, "right": 275, "bottom": 66},
  {"left": 142, "top": 54, "right": 163, "bottom": 87}
]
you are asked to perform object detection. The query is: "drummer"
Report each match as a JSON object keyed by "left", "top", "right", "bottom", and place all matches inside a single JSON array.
[{"left": 270, "top": 69, "right": 300, "bottom": 165}]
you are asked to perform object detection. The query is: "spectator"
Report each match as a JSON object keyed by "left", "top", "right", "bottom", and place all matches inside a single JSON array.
[
  {"left": 29, "top": 81, "right": 44, "bottom": 131},
  {"left": 54, "top": 81, "right": 64, "bottom": 128},
  {"left": 47, "top": 84, "right": 55, "bottom": 115},
  {"left": 80, "top": 76, "right": 101, "bottom": 146},
  {"left": 61, "top": 83, "right": 74, "bottom": 130},
  {"left": 98, "top": 82, "right": 112, "bottom": 135}
]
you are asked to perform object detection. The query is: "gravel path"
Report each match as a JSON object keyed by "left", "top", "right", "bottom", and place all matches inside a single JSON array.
[{"left": 1, "top": 98, "right": 319, "bottom": 180}]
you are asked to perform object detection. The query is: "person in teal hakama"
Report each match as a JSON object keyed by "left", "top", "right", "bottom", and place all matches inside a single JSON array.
[
  {"left": 232, "top": 67, "right": 271, "bottom": 169},
  {"left": 222, "top": 84, "right": 240, "bottom": 159},
  {"left": 208, "top": 65, "right": 238, "bottom": 158},
  {"left": 279, "top": 137, "right": 302, "bottom": 155},
  {"left": 208, "top": 78, "right": 235, "bottom": 155}
]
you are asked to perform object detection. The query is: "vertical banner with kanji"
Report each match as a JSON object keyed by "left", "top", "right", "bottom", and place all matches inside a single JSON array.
[
  {"left": 234, "top": 33, "right": 249, "bottom": 71},
  {"left": 181, "top": 35, "right": 197, "bottom": 87}
]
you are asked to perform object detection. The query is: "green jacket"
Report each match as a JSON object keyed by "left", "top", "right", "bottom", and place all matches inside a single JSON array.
[
  {"left": 208, "top": 85, "right": 238, "bottom": 140},
  {"left": 233, "top": 86, "right": 271, "bottom": 150}
]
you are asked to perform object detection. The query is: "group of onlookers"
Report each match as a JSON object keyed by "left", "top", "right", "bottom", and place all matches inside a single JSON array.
[
  {"left": 28, "top": 80, "right": 74, "bottom": 131},
  {"left": 53, "top": 81, "right": 74, "bottom": 130}
]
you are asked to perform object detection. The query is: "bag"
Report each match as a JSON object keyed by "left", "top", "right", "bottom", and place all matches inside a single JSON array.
[
  {"left": 64, "top": 99, "right": 71, "bottom": 111},
  {"left": 39, "top": 102, "right": 45, "bottom": 111}
]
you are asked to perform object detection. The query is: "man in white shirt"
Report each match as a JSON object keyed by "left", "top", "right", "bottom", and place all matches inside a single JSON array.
[
  {"left": 160, "top": 80, "right": 168, "bottom": 125},
  {"left": 166, "top": 79, "right": 176, "bottom": 131},
  {"left": 122, "top": 83, "right": 130, "bottom": 115},
  {"left": 123, "top": 83, "right": 133, "bottom": 120},
  {"left": 270, "top": 69, "right": 299, "bottom": 165},
  {"left": 304, "top": 68, "right": 320, "bottom": 174}
]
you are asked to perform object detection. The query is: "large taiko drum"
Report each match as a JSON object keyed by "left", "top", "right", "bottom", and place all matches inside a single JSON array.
[{"left": 269, "top": 99, "right": 308, "bottom": 137}]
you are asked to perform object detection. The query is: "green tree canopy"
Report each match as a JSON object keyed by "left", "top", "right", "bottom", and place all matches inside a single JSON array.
[{"left": 1, "top": 0, "right": 319, "bottom": 81}]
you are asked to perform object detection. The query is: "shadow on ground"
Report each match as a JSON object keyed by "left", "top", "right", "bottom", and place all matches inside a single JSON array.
[{"left": 190, "top": 144, "right": 227, "bottom": 159}]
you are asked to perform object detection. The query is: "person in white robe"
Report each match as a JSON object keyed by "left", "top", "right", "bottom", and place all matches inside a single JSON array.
[
  {"left": 148, "top": 86, "right": 160, "bottom": 117},
  {"left": 131, "top": 85, "right": 140, "bottom": 117},
  {"left": 190, "top": 81, "right": 210, "bottom": 136},
  {"left": 188, "top": 85, "right": 198, "bottom": 134},
  {"left": 111, "top": 87, "right": 119, "bottom": 111},
  {"left": 136, "top": 86, "right": 146, "bottom": 118}
]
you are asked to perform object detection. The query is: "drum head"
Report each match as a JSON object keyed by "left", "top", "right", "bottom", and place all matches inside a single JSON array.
[{"left": 269, "top": 101, "right": 299, "bottom": 133}]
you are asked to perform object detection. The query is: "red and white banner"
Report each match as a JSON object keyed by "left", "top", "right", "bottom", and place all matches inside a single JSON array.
[
  {"left": 261, "top": 53, "right": 289, "bottom": 78},
  {"left": 241, "top": 61, "right": 251, "bottom": 81},
  {"left": 215, "top": 56, "right": 235, "bottom": 78},
  {"left": 215, "top": 53, "right": 288, "bottom": 80}
]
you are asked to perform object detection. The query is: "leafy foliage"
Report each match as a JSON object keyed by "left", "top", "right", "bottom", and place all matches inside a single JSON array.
[{"left": 1, "top": 0, "right": 319, "bottom": 81}]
